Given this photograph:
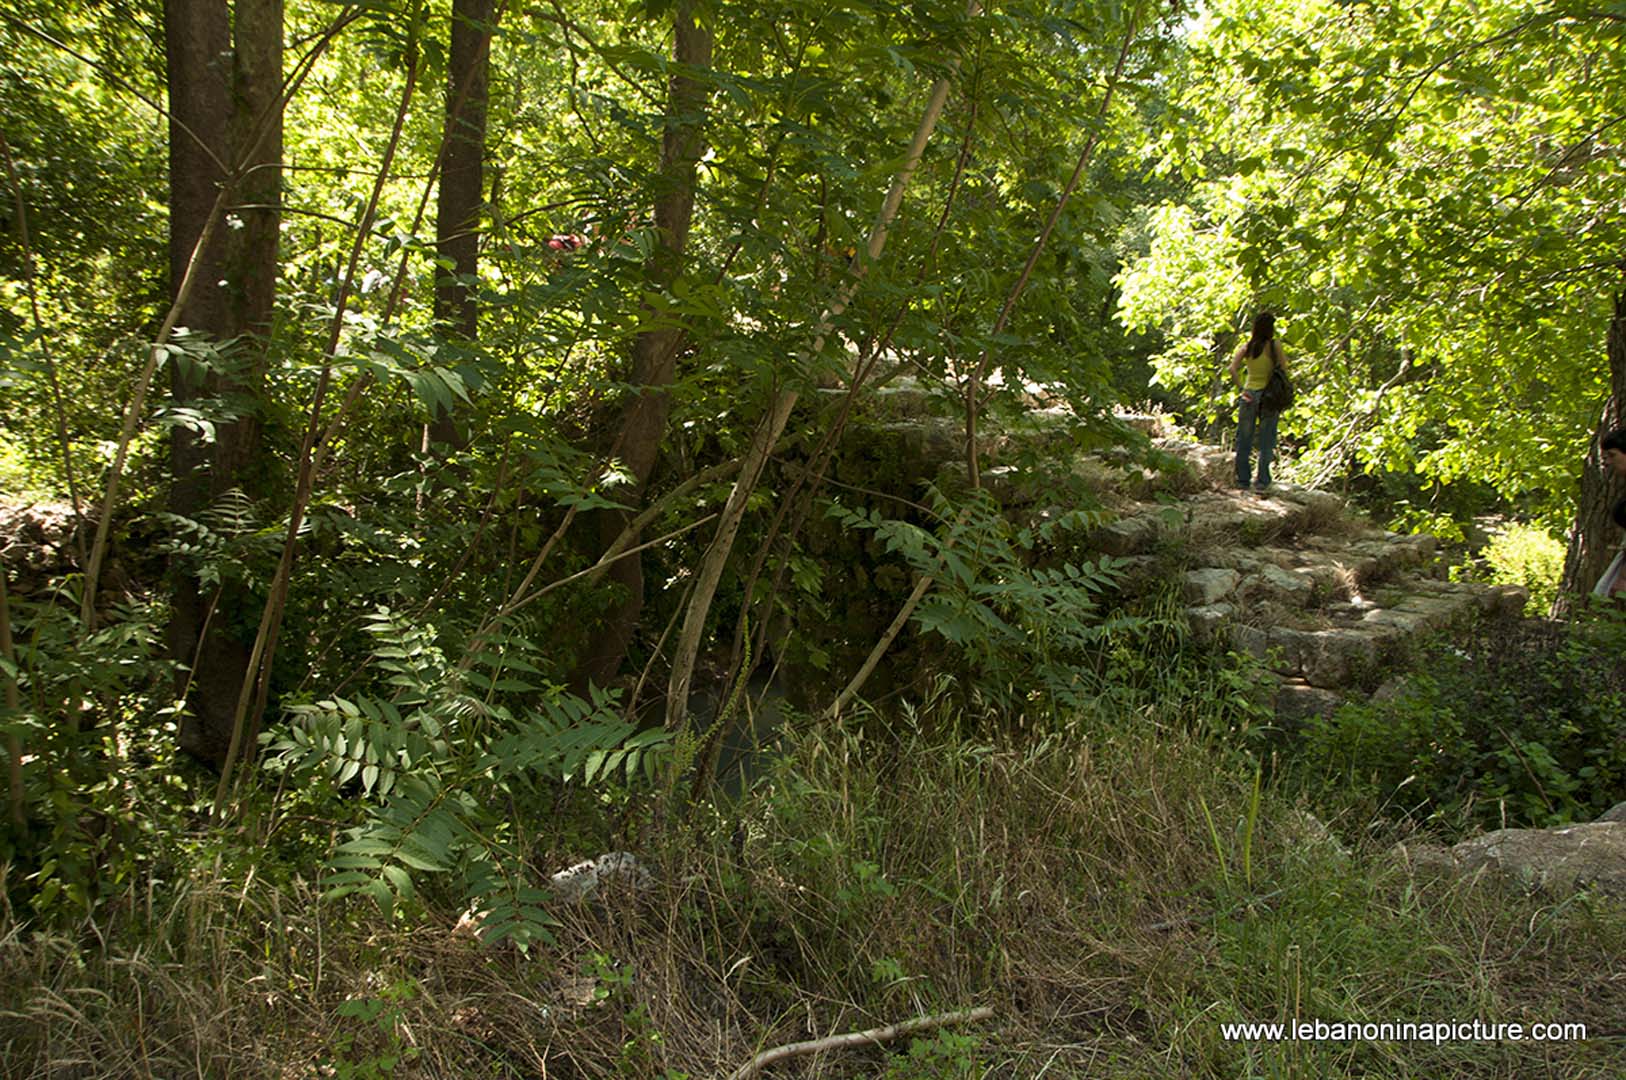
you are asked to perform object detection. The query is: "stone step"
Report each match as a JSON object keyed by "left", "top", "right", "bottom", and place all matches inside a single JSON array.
[
  {"left": 1199, "top": 577, "right": 1527, "bottom": 690},
  {"left": 1188, "top": 534, "right": 1443, "bottom": 612},
  {"left": 1091, "top": 485, "right": 1359, "bottom": 559},
  {"left": 1273, "top": 679, "right": 1346, "bottom": 725},
  {"left": 1082, "top": 437, "right": 1531, "bottom": 701}
]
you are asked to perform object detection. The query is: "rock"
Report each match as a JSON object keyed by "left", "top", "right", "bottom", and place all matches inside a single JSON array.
[
  {"left": 1186, "top": 603, "right": 1236, "bottom": 645},
  {"left": 1276, "top": 487, "right": 1346, "bottom": 519},
  {"left": 1229, "top": 623, "right": 1270, "bottom": 662},
  {"left": 0, "top": 502, "right": 83, "bottom": 580},
  {"left": 1265, "top": 626, "right": 1316, "bottom": 675},
  {"left": 1256, "top": 563, "right": 1315, "bottom": 600},
  {"left": 1490, "top": 584, "right": 1530, "bottom": 617},
  {"left": 550, "top": 852, "right": 655, "bottom": 903},
  {"left": 1360, "top": 607, "right": 1431, "bottom": 633},
  {"left": 876, "top": 419, "right": 963, "bottom": 466},
  {"left": 1447, "top": 823, "right": 1626, "bottom": 898},
  {"left": 1300, "top": 629, "right": 1380, "bottom": 688},
  {"left": 1096, "top": 515, "right": 1160, "bottom": 556},
  {"left": 1153, "top": 438, "right": 1232, "bottom": 485},
  {"left": 872, "top": 380, "right": 935, "bottom": 418},
  {"left": 1369, "top": 675, "right": 1413, "bottom": 704},
  {"left": 1390, "top": 592, "right": 1473, "bottom": 631},
  {"left": 1277, "top": 808, "right": 1351, "bottom": 861},
  {"left": 1114, "top": 411, "right": 1161, "bottom": 436},
  {"left": 1273, "top": 681, "right": 1344, "bottom": 724},
  {"left": 1598, "top": 802, "right": 1626, "bottom": 825},
  {"left": 1390, "top": 841, "right": 1459, "bottom": 881},
  {"left": 1464, "top": 824, "right": 1626, "bottom": 896},
  {"left": 982, "top": 464, "right": 1026, "bottom": 505},
  {"left": 1184, "top": 567, "right": 1241, "bottom": 605}
]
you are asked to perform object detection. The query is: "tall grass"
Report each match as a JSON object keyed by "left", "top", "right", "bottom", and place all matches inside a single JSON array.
[{"left": 3, "top": 698, "right": 1621, "bottom": 1078}]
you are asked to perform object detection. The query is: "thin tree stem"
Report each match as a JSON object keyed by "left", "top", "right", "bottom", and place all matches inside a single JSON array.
[
  {"left": 214, "top": 56, "right": 422, "bottom": 817},
  {"left": 1, "top": 568, "right": 23, "bottom": 828},
  {"left": 727, "top": 1007, "right": 994, "bottom": 1080},
  {"left": 80, "top": 190, "right": 229, "bottom": 630},
  {"left": 664, "top": 0, "right": 980, "bottom": 734}
]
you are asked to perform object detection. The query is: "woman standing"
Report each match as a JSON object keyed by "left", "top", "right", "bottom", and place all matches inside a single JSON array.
[
  {"left": 1591, "top": 428, "right": 1626, "bottom": 597},
  {"left": 1228, "top": 311, "right": 1289, "bottom": 493}
]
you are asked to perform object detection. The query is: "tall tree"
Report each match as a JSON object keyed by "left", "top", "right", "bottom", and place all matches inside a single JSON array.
[
  {"left": 428, "top": 0, "right": 495, "bottom": 447},
  {"left": 574, "top": 0, "right": 712, "bottom": 690},
  {"left": 1557, "top": 289, "right": 1626, "bottom": 610},
  {"left": 164, "top": 0, "right": 282, "bottom": 765},
  {"left": 1117, "top": 0, "right": 1626, "bottom": 523}
]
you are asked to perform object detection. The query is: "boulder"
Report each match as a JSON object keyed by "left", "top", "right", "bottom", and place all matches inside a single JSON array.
[
  {"left": 1256, "top": 563, "right": 1315, "bottom": 601},
  {"left": 1400, "top": 824, "right": 1626, "bottom": 899},
  {"left": 1390, "top": 592, "right": 1474, "bottom": 631},
  {"left": 1300, "top": 628, "right": 1381, "bottom": 688},
  {"left": 1096, "top": 514, "right": 1160, "bottom": 556},
  {"left": 1184, "top": 567, "right": 1241, "bottom": 605},
  {"left": 1186, "top": 602, "right": 1237, "bottom": 645},
  {"left": 1273, "top": 681, "right": 1344, "bottom": 724}
]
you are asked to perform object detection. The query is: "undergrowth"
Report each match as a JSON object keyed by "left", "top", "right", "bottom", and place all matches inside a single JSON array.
[
  {"left": 1293, "top": 608, "right": 1626, "bottom": 833},
  {"left": 3, "top": 685, "right": 1621, "bottom": 1078}
]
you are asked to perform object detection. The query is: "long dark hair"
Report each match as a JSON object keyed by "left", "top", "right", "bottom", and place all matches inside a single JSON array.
[{"left": 1245, "top": 311, "right": 1276, "bottom": 360}]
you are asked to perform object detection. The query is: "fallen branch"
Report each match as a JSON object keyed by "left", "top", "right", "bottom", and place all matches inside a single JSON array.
[{"left": 725, "top": 1006, "right": 994, "bottom": 1080}]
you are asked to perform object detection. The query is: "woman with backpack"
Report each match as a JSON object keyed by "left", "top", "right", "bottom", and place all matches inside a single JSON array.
[{"left": 1228, "top": 310, "right": 1290, "bottom": 493}]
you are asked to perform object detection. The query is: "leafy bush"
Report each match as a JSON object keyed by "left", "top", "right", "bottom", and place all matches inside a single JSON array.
[
  {"left": 267, "top": 607, "right": 673, "bottom": 948},
  {"left": 0, "top": 586, "right": 181, "bottom": 921},
  {"left": 1478, "top": 521, "right": 1565, "bottom": 616},
  {"left": 1296, "top": 614, "right": 1626, "bottom": 831},
  {"left": 824, "top": 484, "right": 1142, "bottom": 720}
]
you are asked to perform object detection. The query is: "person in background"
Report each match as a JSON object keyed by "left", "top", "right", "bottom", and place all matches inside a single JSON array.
[
  {"left": 1228, "top": 311, "right": 1289, "bottom": 493},
  {"left": 1592, "top": 427, "right": 1626, "bottom": 597}
]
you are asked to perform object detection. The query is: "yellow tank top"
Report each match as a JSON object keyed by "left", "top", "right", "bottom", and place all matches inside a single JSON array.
[{"left": 1238, "top": 339, "right": 1281, "bottom": 391}]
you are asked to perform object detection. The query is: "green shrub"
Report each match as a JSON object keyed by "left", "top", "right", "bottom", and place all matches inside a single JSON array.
[
  {"left": 1296, "top": 614, "right": 1626, "bottom": 831},
  {"left": 1480, "top": 521, "right": 1566, "bottom": 616}
]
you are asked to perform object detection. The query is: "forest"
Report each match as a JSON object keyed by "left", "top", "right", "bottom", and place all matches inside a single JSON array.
[{"left": 1, "top": 0, "right": 1624, "bottom": 1075}]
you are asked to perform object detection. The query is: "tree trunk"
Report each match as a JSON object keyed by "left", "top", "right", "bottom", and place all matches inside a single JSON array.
[
  {"left": 1556, "top": 290, "right": 1626, "bottom": 614},
  {"left": 574, "top": 1, "right": 711, "bottom": 690},
  {"left": 429, "top": 0, "right": 495, "bottom": 448},
  {"left": 166, "top": 0, "right": 282, "bottom": 766}
]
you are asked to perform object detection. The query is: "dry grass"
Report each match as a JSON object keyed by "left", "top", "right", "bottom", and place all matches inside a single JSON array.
[{"left": 3, "top": 715, "right": 1623, "bottom": 1079}]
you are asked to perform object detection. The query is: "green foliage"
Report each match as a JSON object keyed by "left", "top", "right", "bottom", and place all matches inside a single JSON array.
[
  {"left": 8, "top": 0, "right": 1626, "bottom": 1072},
  {"left": 270, "top": 608, "right": 672, "bottom": 948},
  {"left": 0, "top": 586, "right": 178, "bottom": 921},
  {"left": 1297, "top": 615, "right": 1626, "bottom": 831},
  {"left": 1117, "top": 0, "right": 1626, "bottom": 520},
  {"left": 1476, "top": 521, "right": 1566, "bottom": 617},
  {"left": 881, "top": 1029, "right": 983, "bottom": 1079},
  {"left": 5, "top": 646, "right": 1625, "bottom": 1078},
  {"left": 323, "top": 978, "right": 423, "bottom": 1080},
  {"left": 826, "top": 484, "right": 1142, "bottom": 718}
]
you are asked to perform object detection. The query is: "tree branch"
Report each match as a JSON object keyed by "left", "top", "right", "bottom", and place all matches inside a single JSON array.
[{"left": 726, "top": 1006, "right": 994, "bottom": 1080}]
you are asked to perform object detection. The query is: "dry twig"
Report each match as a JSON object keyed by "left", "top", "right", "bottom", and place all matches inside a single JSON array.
[{"left": 726, "top": 1006, "right": 995, "bottom": 1080}]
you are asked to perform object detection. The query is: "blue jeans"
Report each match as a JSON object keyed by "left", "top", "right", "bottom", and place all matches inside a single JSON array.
[{"left": 1235, "top": 390, "right": 1278, "bottom": 488}]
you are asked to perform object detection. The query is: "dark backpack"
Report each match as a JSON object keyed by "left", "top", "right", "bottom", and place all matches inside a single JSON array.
[{"left": 1259, "top": 342, "right": 1293, "bottom": 413}]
